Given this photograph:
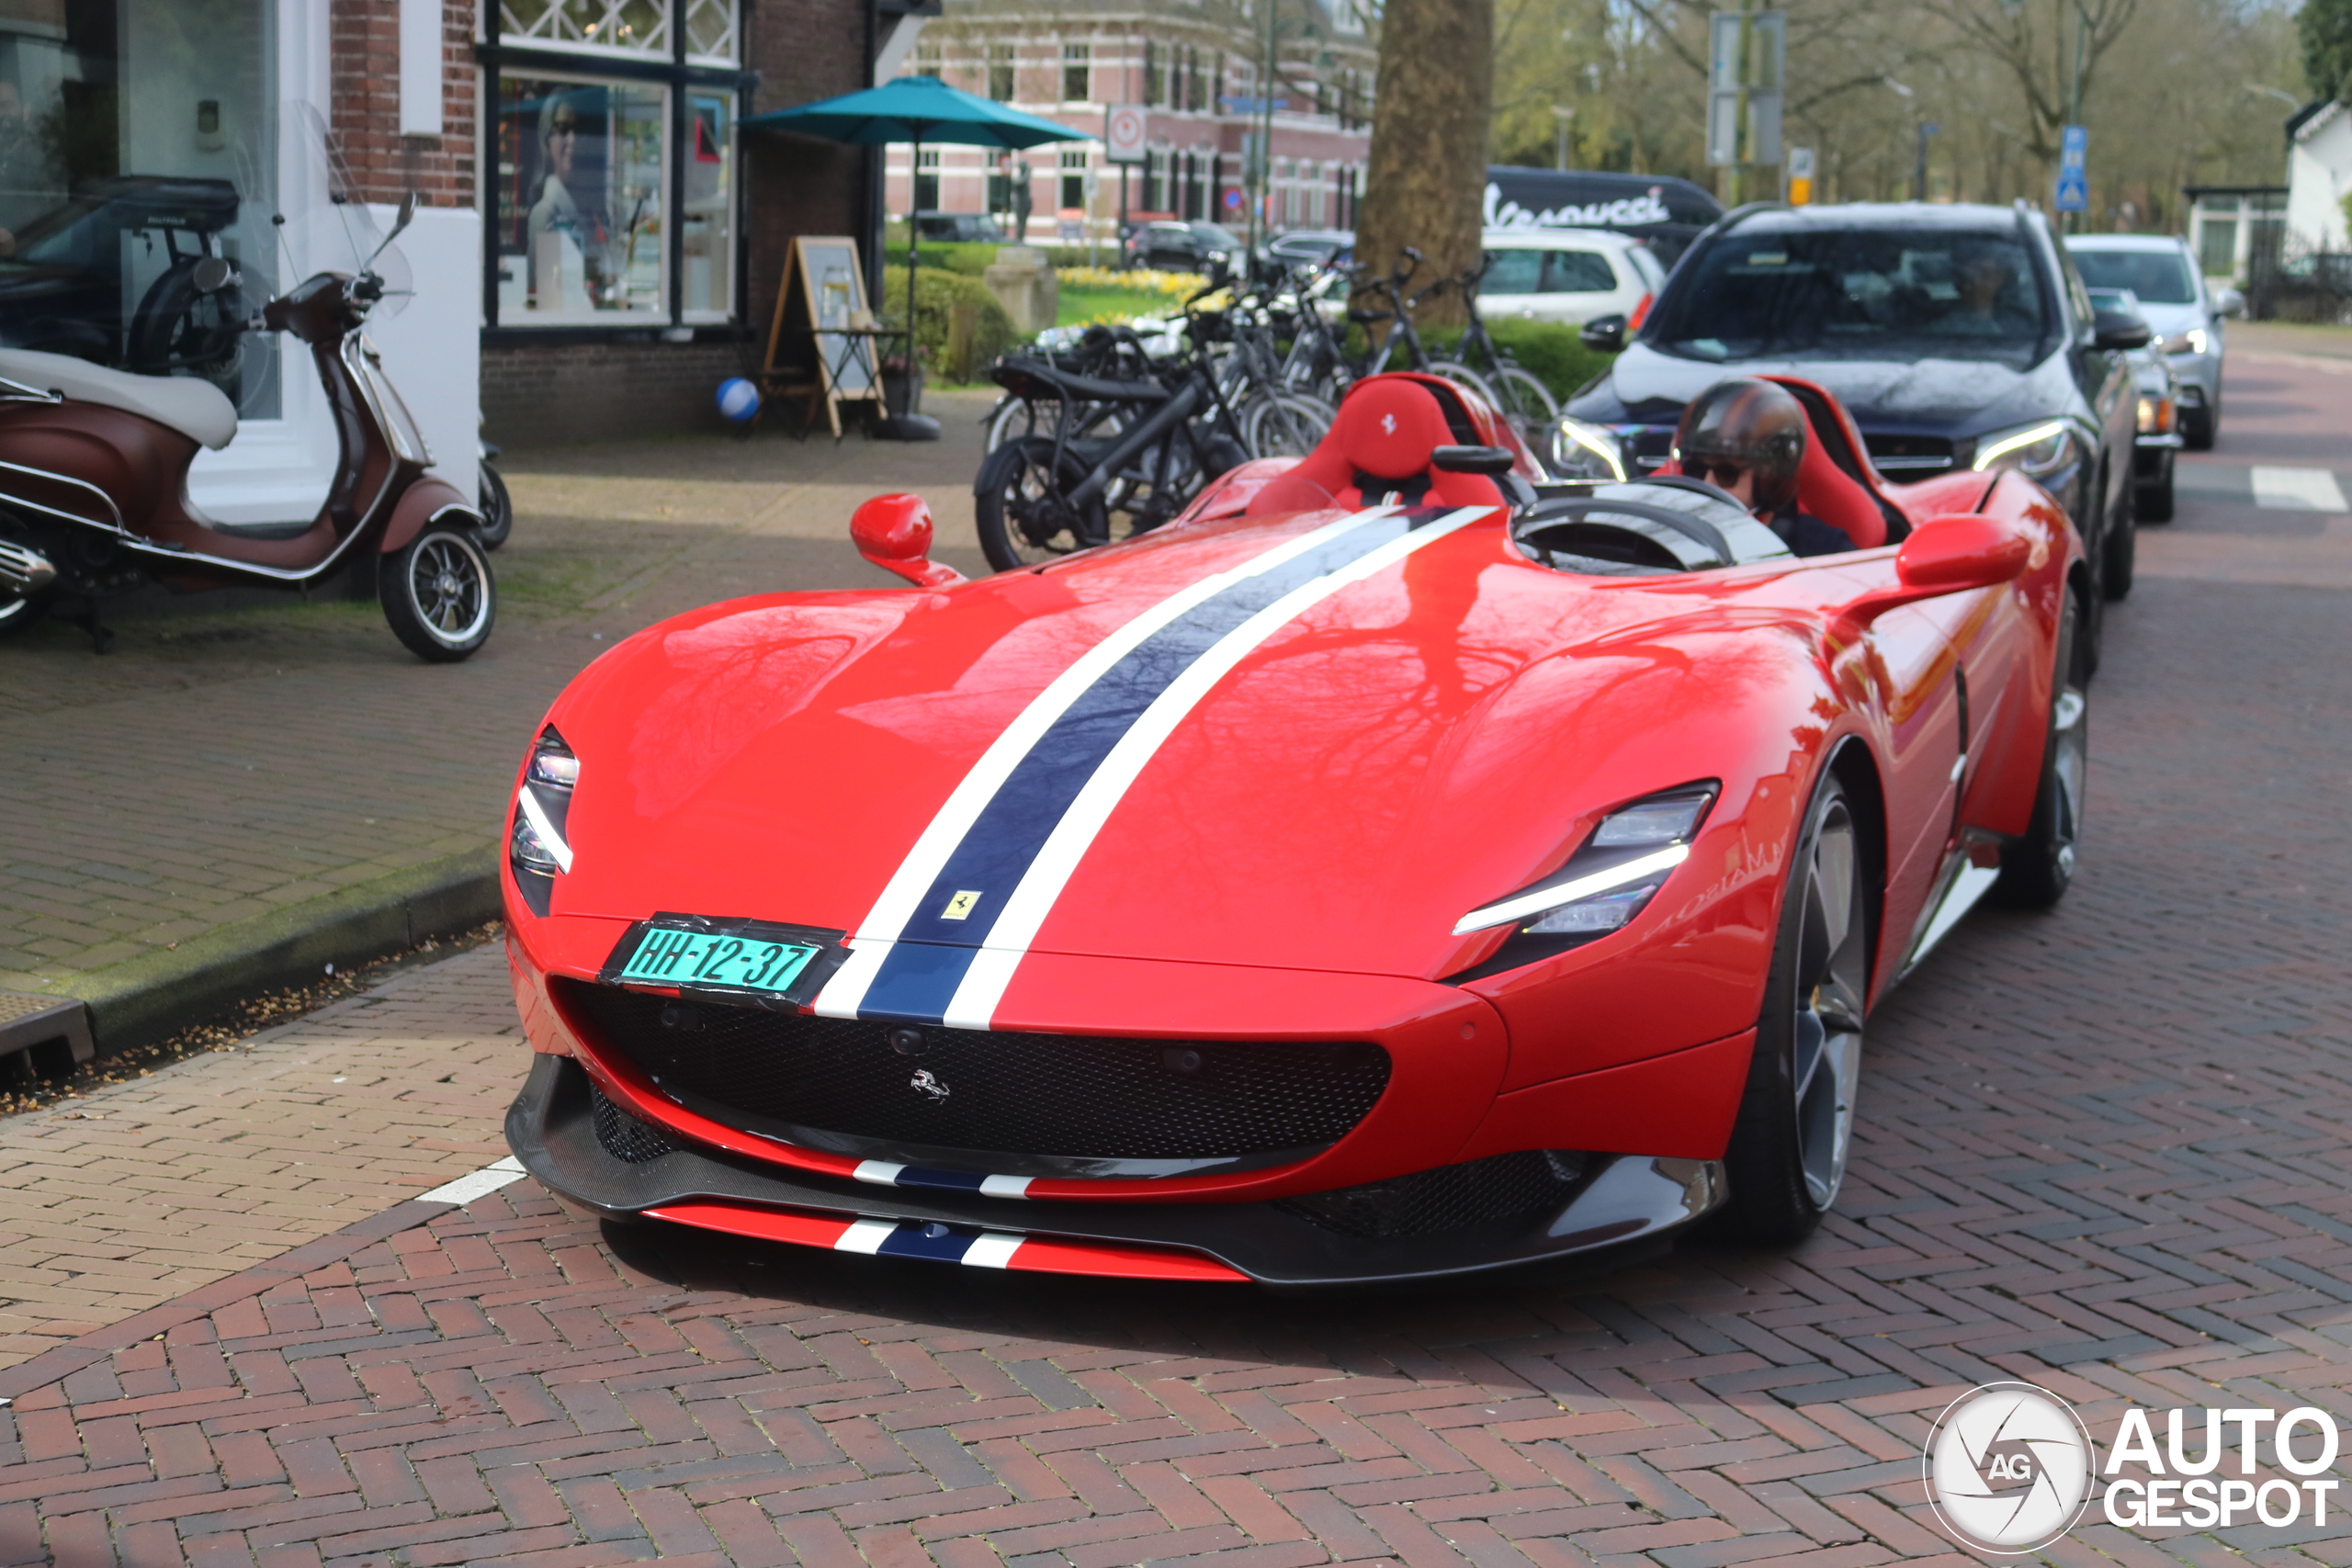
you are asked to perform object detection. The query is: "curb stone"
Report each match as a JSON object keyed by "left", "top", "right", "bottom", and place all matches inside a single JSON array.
[{"left": 41, "top": 843, "right": 501, "bottom": 1054}]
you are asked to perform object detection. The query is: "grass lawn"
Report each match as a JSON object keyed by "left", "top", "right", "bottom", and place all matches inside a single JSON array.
[{"left": 1056, "top": 286, "right": 1181, "bottom": 328}]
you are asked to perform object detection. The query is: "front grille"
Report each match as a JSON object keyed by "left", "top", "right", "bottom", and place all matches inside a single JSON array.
[
  {"left": 555, "top": 979, "right": 1390, "bottom": 1167},
  {"left": 1862, "top": 433, "right": 1956, "bottom": 476},
  {"left": 590, "top": 1078, "right": 684, "bottom": 1164},
  {"left": 1276, "top": 1150, "right": 1586, "bottom": 1240}
]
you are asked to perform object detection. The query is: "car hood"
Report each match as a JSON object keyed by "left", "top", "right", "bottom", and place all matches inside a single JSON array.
[
  {"left": 1590, "top": 342, "right": 2069, "bottom": 440},
  {"left": 2132, "top": 301, "right": 2208, "bottom": 336},
  {"left": 546, "top": 506, "right": 1824, "bottom": 987}
]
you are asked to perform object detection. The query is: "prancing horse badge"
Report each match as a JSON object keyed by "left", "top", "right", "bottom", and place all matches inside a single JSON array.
[{"left": 910, "top": 1068, "right": 950, "bottom": 1100}]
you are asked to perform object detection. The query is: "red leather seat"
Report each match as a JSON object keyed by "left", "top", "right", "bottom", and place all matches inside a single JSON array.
[{"left": 1248, "top": 374, "right": 1509, "bottom": 515}]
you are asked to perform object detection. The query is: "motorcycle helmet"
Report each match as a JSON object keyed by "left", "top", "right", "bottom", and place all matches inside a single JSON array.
[{"left": 1672, "top": 378, "right": 1807, "bottom": 515}]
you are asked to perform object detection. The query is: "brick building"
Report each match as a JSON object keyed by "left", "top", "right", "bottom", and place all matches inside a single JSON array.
[
  {"left": 895, "top": 0, "right": 1374, "bottom": 245},
  {"left": 0, "top": 0, "right": 893, "bottom": 505}
]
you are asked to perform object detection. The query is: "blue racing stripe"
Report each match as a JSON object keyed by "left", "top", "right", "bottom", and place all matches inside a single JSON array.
[
  {"left": 895, "top": 1168, "right": 989, "bottom": 1192},
  {"left": 854, "top": 511, "right": 1434, "bottom": 1023},
  {"left": 876, "top": 1221, "right": 985, "bottom": 1261}
]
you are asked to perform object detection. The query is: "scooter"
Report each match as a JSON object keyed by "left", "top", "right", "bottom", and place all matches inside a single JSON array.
[{"left": 0, "top": 190, "right": 494, "bottom": 660}]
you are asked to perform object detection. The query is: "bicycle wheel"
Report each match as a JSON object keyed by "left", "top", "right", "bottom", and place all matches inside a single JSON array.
[
  {"left": 973, "top": 438, "right": 1115, "bottom": 572},
  {"left": 1423, "top": 360, "right": 1501, "bottom": 414},
  {"left": 1484, "top": 366, "right": 1561, "bottom": 452},
  {"left": 1242, "top": 393, "right": 1333, "bottom": 459},
  {"left": 984, "top": 396, "right": 1046, "bottom": 454}
]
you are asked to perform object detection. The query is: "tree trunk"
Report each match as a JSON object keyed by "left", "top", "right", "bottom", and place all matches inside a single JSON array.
[{"left": 1355, "top": 0, "right": 1493, "bottom": 332}]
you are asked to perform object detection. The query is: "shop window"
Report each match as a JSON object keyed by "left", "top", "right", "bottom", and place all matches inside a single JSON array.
[
  {"left": 493, "top": 75, "right": 669, "bottom": 322},
  {"left": 989, "top": 45, "right": 1015, "bottom": 102},
  {"left": 0, "top": 0, "right": 282, "bottom": 416},
  {"left": 487, "top": 0, "right": 743, "bottom": 330},
  {"left": 1063, "top": 42, "right": 1090, "bottom": 104}
]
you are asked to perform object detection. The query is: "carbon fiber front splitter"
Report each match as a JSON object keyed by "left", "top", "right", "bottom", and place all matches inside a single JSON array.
[{"left": 505, "top": 1055, "right": 1725, "bottom": 1286}]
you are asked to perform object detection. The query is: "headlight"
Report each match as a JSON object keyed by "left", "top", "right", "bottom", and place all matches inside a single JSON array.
[
  {"left": 510, "top": 728, "right": 577, "bottom": 914},
  {"left": 1548, "top": 416, "right": 1628, "bottom": 482},
  {"left": 2158, "top": 328, "right": 2208, "bottom": 356},
  {"left": 2135, "top": 393, "right": 2175, "bottom": 435},
  {"left": 1971, "top": 420, "right": 2073, "bottom": 479},
  {"left": 1454, "top": 784, "right": 1716, "bottom": 940}
]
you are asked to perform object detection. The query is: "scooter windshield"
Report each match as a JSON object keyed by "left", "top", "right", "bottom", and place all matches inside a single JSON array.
[{"left": 286, "top": 103, "right": 414, "bottom": 318}]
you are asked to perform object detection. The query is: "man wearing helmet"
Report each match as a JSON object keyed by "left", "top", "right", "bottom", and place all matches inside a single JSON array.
[{"left": 1671, "top": 378, "right": 1852, "bottom": 557}]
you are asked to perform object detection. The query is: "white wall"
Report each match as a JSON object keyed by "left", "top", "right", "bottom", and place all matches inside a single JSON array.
[
  {"left": 2288, "top": 107, "right": 2352, "bottom": 254},
  {"left": 359, "top": 205, "right": 482, "bottom": 504}
]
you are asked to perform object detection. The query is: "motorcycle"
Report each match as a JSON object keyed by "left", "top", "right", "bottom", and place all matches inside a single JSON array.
[{"left": 0, "top": 189, "right": 494, "bottom": 660}]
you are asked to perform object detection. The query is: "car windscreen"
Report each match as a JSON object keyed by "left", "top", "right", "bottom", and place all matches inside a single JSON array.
[
  {"left": 1192, "top": 224, "right": 1239, "bottom": 248},
  {"left": 1650, "top": 227, "right": 2053, "bottom": 368},
  {"left": 2067, "top": 247, "right": 2195, "bottom": 305}
]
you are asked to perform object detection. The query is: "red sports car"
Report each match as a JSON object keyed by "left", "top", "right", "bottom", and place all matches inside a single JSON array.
[{"left": 501, "top": 372, "right": 2087, "bottom": 1285}]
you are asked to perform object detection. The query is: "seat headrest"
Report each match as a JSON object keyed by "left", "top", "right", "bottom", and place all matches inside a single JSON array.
[{"left": 1336, "top": 378, "right": 1459, "bottom": 481}]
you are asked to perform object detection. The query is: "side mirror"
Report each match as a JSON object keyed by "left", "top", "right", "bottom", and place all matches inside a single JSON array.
[
  {"left": 851, "top": 493, "right": 966, "bottom": 588},
  {"left": 2091, "top": 308, "right": 2152, "bottom": 351},
  {"left": 390, "top": 189, "right": 418, "bottom": 243},
  {"left": 1832, "top": 513, "right": 2032, "bottom": 643},
  {"left": 2212, "top": 287, "right": 2245, "bottom": 319},
  {"left": 1579, "top": 313, "right": 1627, "bottom": 353}
]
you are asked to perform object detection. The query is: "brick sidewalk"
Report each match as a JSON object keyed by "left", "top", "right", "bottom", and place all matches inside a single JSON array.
[
  {"left": 0, "top": 394, "right": 995, "bottom": 1014},
  {"left": 3, "top": 556, "right": 2350, "bottom": 1562}
]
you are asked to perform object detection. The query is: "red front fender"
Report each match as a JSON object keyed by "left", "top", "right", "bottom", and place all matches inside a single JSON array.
[{"left": 379, "top": 477, "right": 481, "bottom": 555}]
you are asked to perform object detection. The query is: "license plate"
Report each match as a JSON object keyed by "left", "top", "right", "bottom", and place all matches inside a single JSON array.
[{"left": 615, "top": 923, "right": 820, "bottom": 995}]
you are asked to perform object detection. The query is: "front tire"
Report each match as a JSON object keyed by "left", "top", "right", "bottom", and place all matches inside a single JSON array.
[
  {"left": 1713, "top": 770, "right": 1870, "bottom": 1247},
  {"left": 1995, "top": 592, "right": 2087, "bottom": 909},
  {"left": 380, "top": 525, "right": 496, "bottom": 662},
  {"left": 2101, "top": 476, "right": 2135, "bottom": 600},
  {"left": 476, "top": 461, "right": 514, "bottom": 549},
  {"left": 973, "top": 437, "right": 1114, "bottom": 571}
]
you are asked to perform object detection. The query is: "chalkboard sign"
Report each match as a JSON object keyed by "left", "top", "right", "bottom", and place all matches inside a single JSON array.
[{"left": 759, "top": 235, "right": 884, "bottom": 437}]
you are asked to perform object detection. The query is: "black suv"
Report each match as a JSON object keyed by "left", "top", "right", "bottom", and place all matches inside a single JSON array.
[{"left": 1557, "top": 202, "right": 2147, "bottom": 609}]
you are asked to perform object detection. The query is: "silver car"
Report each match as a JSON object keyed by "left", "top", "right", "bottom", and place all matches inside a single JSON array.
[{"left": 2065, "top": 234, "right": 2242, "bottom": 449}]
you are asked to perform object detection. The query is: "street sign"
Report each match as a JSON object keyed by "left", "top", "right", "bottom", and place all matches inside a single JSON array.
[
  {"left": 1104, "top": 106, "right": 1147, "bottom": 165},
  {"left": 1706, "top": 10, "right": 1785, "bottom": 168},
  {"left": 1788, "top": 145, "right": 1815, "bottom": 205},
  {"left": 2055, "top": 124, "right": 2086, "bottom": 211},
  {"left": 1222, "top": 187, "right": 1242, "bottom": 212}
]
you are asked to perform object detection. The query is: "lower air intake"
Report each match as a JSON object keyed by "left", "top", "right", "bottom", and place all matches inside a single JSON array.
[
  {"left": 590, "top": 1078, "right": 684, "bottom": 1164},
  {"left": 555, "top": 978, "right": 1390, "bottom": 1167},
  {"left": 1275, "top": 1150, "right": 1586, "bottom": 1240}
]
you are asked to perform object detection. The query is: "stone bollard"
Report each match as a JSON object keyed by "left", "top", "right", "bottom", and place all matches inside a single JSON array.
[{"left": 982, "top": 246, "right": 1059, "bottom": 336}]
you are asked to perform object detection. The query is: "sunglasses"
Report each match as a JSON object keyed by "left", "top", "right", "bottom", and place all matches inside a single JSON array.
[{"left": 1695, "top": 462, "right": 1748, "bottom": 487}]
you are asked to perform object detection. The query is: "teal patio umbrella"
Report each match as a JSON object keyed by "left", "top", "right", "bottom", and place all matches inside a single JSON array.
[{"left": 744, "top": 74, "right": 1093, "bottom": 356}]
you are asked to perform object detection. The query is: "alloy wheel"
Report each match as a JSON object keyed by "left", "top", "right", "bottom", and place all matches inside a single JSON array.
[{"left": 1792, "top": 800, "right": 1866, "bottom": 1210}]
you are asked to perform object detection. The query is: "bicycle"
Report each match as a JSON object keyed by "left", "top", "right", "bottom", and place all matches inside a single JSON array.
[
  {"left": 972, "top": 297, "right": 1254, "bottom": 571},
  {"left": 1422, "top": 257, "right": 1562, "bottom": 453},
  {"left": 1342, "top": 249, "right": 1500, "bottom": 411}
]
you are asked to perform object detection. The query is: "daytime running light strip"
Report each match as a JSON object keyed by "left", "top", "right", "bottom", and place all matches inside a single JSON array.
[
  {"left": 1453, "top": 843, "right": 1690, "bottom": 936},
  {"left": 515, "top": 787, "right": 573, "bottom": 874},
  {"left": 1972, "top": 420, "right": 2068, "bottom": 472}
]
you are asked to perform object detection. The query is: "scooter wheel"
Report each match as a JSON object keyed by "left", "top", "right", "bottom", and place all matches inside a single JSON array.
[
  {"left": 476, "top": 462, "right": 514, "bottom": 550},
  {"left": 380, "top": 525, "right": 495, "bottom": 662}
]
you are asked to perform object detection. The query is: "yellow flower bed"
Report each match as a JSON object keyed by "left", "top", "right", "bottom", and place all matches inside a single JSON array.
[{"left": 1056, "top": 265, "right": 1206, "bottom": 299}]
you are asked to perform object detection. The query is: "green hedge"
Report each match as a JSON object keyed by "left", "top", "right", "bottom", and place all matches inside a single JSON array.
[
  {"left": 1419, "top": 319, "right": 1617, "bottom": 401},
  {"left": 882, "top": 267, "right": 1016, "bottom": 385},
  {"left": 878, "top": 241, "right": 997, "bottom": 277}
]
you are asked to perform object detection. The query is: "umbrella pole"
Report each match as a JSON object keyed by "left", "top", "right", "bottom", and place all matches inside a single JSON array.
[{"left": 905, "top": 130, "right": 923, "bottom": 392}]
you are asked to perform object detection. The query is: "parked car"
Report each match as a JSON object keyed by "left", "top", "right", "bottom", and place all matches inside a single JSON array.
[
  {"left": 914, "top": 212, "right": 1008, "bottom": 244},
  {"left": 1263, "top": 229, "right": 1354, "bottom": 273},
  {"left": 2064, "top": 233, "right": 2236, "bottom": 449},
  {"left": 1558, "top": 202, "right": 2145, "bottom": 639},
  {"left": 1124, "top": 220, "right": 1239, "bottom": 274},
  {"left": 2086, "top": 288, "right": 2182, "bottom": 522},
  {"left": 1478, "top": 227, "right": 1666, "bottom": 329}
]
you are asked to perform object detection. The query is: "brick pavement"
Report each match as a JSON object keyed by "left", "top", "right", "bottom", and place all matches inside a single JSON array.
[
  {"left": 0, "top": 945, "right": 521, "bottom": 1372},
  {"left": 0, "top": 395, "right": 995, "bottom": 1003},
  {"left": 1, "top": 365, "right": 2349, "bottom": 1563}
]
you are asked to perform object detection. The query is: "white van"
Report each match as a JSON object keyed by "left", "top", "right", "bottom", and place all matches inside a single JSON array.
[{"left": 1477, "top": 228, "right": 1666, "bottom": 328}]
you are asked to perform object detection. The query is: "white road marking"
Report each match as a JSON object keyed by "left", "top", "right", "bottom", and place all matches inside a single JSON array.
[
  {"left": 417, "top": 1156, "right": 528, "bottom": 1206},
  {"left": 2251, "top": 467, "right": 2349, "bottom": 512}
]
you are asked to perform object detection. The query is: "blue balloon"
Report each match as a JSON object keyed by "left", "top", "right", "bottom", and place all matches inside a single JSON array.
[{"left": 716, "top": 377, "right": 762, "bottom": 423}]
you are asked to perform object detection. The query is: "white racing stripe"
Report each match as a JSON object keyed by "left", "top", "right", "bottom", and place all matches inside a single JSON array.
[
  {"left": 833, "top": 1217, "right": 899, "bottom": 1254},
  {"left": 943, "top": 505, "right": 1494, "bottom": 1031},
  {"left": 853, "top": 1160, "right": 905, "bottom": 1186},
  {"left": 815, "top": 507, "right": 1396, "bottom": 1020},
  {"left": 963, "top": 1232, "right": 1026, "bottom": 1269}
]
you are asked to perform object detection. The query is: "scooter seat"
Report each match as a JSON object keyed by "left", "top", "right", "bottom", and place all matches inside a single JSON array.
[{"left": 0, "top": 347, "right": 238, "bottom": 451}]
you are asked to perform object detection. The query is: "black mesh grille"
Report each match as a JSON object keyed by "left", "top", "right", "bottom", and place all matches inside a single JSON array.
[
  {"left": 1862, "top": 433, "right": 1957, "bottom": 475},
  {"left": 590, "top": 1078, "right": 684, "bottom": 1164},
  {"left": 555, "top": 979, "right": 1390, "bottom": 1163},
  {"left": 1275, "top": 1150, "right": 1585, "bottom": 1240}
]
